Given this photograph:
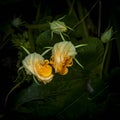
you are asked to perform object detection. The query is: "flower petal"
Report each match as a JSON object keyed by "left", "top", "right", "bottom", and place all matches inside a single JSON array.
[
  {"left": 50, "top": 41, "right": 77, "bottom": 75},
  {"left": 22, "top": 52, "right": 53, "bottom": 84}
]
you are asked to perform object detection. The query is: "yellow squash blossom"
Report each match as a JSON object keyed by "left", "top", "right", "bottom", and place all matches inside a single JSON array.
[
  {"left": 22, "top": 52, "right": 53, "bottom": 84},
  {"left": 50, "top": 41, "right": 77, "bottom": 75}
]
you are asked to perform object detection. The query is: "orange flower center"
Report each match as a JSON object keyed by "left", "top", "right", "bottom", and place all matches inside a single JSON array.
[
  {"left": 35, "top": 60, "right": 52, "bottom": 78},
  {"left": 50, "top": 56, "right": 73, "bottom": 75}
]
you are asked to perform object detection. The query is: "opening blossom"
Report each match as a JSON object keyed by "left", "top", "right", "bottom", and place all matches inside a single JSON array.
[
  {"left": 50, "top": 41, "right": 77, "bottom": 75},
  {"left": 22, "top": 52, "right": 54, "bottom": 84}
]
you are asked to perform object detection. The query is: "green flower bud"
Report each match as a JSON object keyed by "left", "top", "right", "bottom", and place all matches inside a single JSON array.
[
  {"left": 12, "top": 17, "right": 23, "bottom": 28},
  {"left": 101, "top": 27, "right": 113, "bottom": 43},
  {"left": 50, "top": 20, "right": 67, "bottom": 34}
]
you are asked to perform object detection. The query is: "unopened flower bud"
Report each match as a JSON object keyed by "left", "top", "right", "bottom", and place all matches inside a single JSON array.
[
  {"left": 12, "top": 17, "right": 24, "bottom": 28},
  {"left": 101, "top": 27, "right": 113, "bottom": 43},
  {"left": 50, "top": 20, "right": 67, "bottom": 34}
]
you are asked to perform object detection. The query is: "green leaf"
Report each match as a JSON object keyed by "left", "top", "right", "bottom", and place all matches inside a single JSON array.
[
  {"left": 36, "top": 30, "right": 51, "bottom": 47},
  {"left": 36, "top": 30, "right": 62, "bottom": 50},
  {"left": 76, "top": 37, "right": 104, "bottom": 70},
  {"left": 12, "top": 66, "right": 87, "bottom": 118}
]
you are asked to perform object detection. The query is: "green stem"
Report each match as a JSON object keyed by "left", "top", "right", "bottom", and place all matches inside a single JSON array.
[
  {"left": 73, "top": 0, "right": 99, "bottom": 30},
  {"left": 104, "top": 42, "right": 112, "bottom": 74},
  {"left": 60, "top": 32, "right": 66, "bottom": 41},
  {"left": 28, "top": 29, "right": 35, "bottom": 52},
  {"left": 33, "top": 76, "right": 41, "bottom": 86},
  {"left": 76, "top": 0, "right": 89, "bottom": 38},
  {"left": 4, "top": 80, "right": 24, "bottom": 107},
  {"left": 74, "top": 57, "right": 84, "bottom": 69},
  {"left": 100, "top": 42, "right": 110, "bottom": 77},
  {"left": 66, "top": 0, "right": 76, "bottom": 16},
  {"left": 35, "top": 4, "right": 41, "bottom": 23},
  {"left": 98, "top": 0, "right": 102, "bottom": 37},
  {"left": 0, "top": 27, "right": 14, "bottom": 50},
  {"left": 41, "top": 48, "right": 52, "bottom": 56},
  {"left": 21, "top": 46, "right": 30, "bottom": 54},
  {"left": 26, "top": 23, "right": 49, "bottom": 30},
  {"left": 75, "top": 44, "right": 88, "bottom": 48}
]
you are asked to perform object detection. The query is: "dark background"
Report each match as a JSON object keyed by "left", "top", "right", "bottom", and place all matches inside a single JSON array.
[{"left": 0, "top": 0, "right": 120, "bottom": 119}]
